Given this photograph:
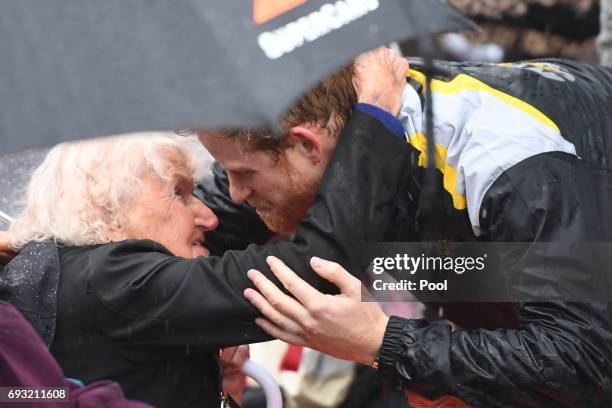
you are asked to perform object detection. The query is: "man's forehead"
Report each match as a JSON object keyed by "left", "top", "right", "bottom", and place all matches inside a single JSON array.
[
  {"left": 197, "top": 132, "right": 274, "bottom": 170},
  {"left": 217, "top": 152, "right": 272, "bottom": 173},
  {"left": 197, "top": 132, "right": 235, "bottom": 151}
]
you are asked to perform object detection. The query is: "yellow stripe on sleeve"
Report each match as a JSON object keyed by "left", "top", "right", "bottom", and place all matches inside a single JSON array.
[
  {"left": 407, "top": 132, "right": 467, "bottom": 210},
  {"left": 406, "top": 69, "right": 560, "bottom": 132}
]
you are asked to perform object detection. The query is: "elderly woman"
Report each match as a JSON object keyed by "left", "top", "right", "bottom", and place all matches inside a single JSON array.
[
  {"left": 0, "top": 117, "right": 412, "bottom": 408},
  {"left": 3, "top": 134, "right": 250, "bottom": 406}
]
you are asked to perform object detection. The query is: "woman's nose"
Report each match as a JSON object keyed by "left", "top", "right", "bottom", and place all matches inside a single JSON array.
[{"left": 194, "top": 201, "right": 219, "bottom": 231}]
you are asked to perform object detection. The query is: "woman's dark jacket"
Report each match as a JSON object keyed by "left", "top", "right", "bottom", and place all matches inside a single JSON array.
[{"left": 0, "top": 111, "right": 416, "bottom": 408}]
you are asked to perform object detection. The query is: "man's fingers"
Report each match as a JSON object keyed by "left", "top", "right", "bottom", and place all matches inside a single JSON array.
[
  {"left": 244, "top": 286, "right": 303, "bottom": 335},
  {"left": 229, "top": 345, "right": 250, "bottom": 370},
  {"left": 220, "top": 346, "right": 238, "bottom": 366},
  {"left": 220, "top": 346, "right": 247, "bottom": 374},
  {"left": 247, "top": 268, "right": 311, "bottom": 322},
  {"left": 266, "top": 256, "right": 321, "bottom": 308},
  {"left": 387, "top": 48, "right": 409, "bottom": 83},
  {"left": 309, "top": 257, "right": 361, "bottom": 298},
  {"left": 396, "top": 57, "right": 410, "bottom": 76},
  {"left": 254, "top": 317, "right": 306, "bottom": 346}
]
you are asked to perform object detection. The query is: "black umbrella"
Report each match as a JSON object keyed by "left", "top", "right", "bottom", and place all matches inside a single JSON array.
[{"left": 0, "top": 0, "right": 474, "bottom": 154}]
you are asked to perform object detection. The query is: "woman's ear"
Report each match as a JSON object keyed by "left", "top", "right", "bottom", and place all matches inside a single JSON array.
[
  {"left": 107, "top": 220, "right": 128, "bottom": 242},
  {"left": 287, "top": 126, "right": 324, "bottom": 164}
]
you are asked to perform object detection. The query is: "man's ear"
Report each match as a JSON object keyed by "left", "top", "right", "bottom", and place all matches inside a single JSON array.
[{"left": 288, "top": 126, "right": 324, "bottom": 164}]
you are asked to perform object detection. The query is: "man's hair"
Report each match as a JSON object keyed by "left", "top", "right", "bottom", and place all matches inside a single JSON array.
[
  {"left": 9, "top": 133, "right": 210, "bottom": 250},
  {"left": 225, "top": 64, "right": 357, "bottom": 161}
]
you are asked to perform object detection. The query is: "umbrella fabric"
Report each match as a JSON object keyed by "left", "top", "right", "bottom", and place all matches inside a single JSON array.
[{"left": 0, "top": 0, "right": 473, "bottom": 154}]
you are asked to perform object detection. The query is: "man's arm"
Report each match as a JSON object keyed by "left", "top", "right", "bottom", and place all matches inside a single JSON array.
[
  {"left": 377, "top": 154, "right": 612, "bottom": 407},
  {"left": 94, "top": 110, "right": 419, "bottom": 351},
  {"left": 244, "top": 159, "right": 612, "bottom": 406}
]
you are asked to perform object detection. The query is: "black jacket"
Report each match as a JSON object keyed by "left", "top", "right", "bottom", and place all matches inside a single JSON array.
[
  {"left": 372, "top": 60, "right": 612, "bottom": 407},
  {"left": 1, "top": 111, "right": 416, "bottom": 408}
]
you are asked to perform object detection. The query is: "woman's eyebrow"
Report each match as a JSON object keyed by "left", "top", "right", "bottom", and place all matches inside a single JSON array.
[{"left": 173, "top": 173, "right": 194, "bottom": 186}]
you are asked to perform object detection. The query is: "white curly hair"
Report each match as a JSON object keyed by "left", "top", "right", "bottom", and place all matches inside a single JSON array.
[{"left": 9, "top": 132, "right": 209, "bottom": 250}]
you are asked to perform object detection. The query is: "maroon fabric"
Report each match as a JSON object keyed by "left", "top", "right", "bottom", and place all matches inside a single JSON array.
[
  {"left": 0, "top": 300, "right": 150, "bottom": 408},
  {"left": 279, "top": 344, "right": 303, "bottom": 372}
]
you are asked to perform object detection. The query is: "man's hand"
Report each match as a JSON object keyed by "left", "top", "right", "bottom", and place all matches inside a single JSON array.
[
  {"left": 220, "top": 345, "right": 250, "bottom": 404},
  {"left": 353, "top": 46, "right": 409, "bottom": 116},
  {"left": 0, "top": 231, "right": 16, "bottom": 265},
  {"left": 244, "top": 256, "right": 389, "bottom": 366}
]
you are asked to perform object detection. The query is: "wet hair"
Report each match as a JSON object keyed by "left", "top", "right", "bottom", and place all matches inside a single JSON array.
[
  {"left": 217, "top": 64, "right": 357, "bottom": 162},
  {"left": 9, "top": 133, "right": 209, "bottom": 249}
]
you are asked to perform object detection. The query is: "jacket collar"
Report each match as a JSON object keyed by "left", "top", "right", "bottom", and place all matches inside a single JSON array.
[{"left": 0, "top": 241, "right": 60, "bottom": 346}]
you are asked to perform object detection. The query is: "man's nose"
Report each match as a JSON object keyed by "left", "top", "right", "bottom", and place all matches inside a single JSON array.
[
  {"left": 228, "top": 177, "right": 252, "bottom": 204},
  {"left": 194, "top": 202, "right": 219, "bottom": 231}
]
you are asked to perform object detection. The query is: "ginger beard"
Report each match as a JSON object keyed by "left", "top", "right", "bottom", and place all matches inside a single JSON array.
[{"left": 247, "top": 164, "right": 320, "bottom": 235}]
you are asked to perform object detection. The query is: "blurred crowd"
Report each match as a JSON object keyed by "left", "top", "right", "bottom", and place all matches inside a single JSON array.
[{"left": 442, "top": 0, "right": 608, "bottom": 63}]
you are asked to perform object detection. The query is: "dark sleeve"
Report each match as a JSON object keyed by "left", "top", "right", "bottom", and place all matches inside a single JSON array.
[
  {"left": 376, "top": 152, "right": 612, "bottom": 407},
  {"left": 94, "top": 110, "right": 418, "bottom": 352},
  {"left": 354, "top": 103, "right": 405, "bottom": 138},
  {"left": 194, "top": 162, "right": 274, "bottom": 254}
]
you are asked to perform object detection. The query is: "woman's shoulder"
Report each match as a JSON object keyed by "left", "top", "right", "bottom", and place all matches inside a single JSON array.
[
  {"left": 59, "top": 239, "right": 179, "bottom": 280},
  {"left": 60, "top": 239, "right": 174, "bottom": 258}
]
